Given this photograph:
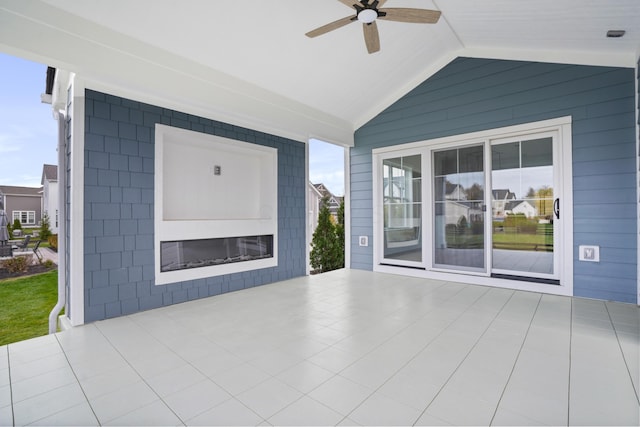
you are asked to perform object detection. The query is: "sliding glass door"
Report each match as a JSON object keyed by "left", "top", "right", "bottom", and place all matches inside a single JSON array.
[
  {"left": 375, "top": 122, "right": 566, "bottom": 287},
  {"left": 433, "top": 145, "right": 485, "bottom": 272},
  {"left": 381, "top": 154, "right": 422, "bottom": 266},
  {"left": 491, "top": 136, "right": 558, "bottom": 282}
]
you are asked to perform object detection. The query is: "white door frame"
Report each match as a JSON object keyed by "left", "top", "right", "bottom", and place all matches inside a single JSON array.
[{"left": 372, "top": 116, "right": 573, "bottom": 296}]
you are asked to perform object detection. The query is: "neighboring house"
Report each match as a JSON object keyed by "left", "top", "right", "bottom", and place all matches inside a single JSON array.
[
  {"left": 491, "top": 189, "right": 517, "bottom": 220},
  {"left": 308, "top": 181, "right": 323, "bottom": 240},
  {"left": 444, "top": 183, "right": 466, "bottom": 201},
  {"left": 0, "top": 185, "right": 42, "bottom": 228},
  {"left": 313, "top": 183, "right": 342, "bottom": 220},
  {"left": 505, "top": 200, "right": 537, "bottom": 219},
  {"left": 41, "top": 164, "right": 59, "bottom": 233}
]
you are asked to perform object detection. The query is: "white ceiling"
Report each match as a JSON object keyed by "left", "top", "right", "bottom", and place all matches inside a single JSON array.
[{"left": 1, "top": 0, "right": 639, "bottom": 145}]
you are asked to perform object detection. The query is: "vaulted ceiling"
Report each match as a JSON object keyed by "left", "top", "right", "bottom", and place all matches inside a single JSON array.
[{"left": 1, "top": 0, "right": 639, "bottom": 145}]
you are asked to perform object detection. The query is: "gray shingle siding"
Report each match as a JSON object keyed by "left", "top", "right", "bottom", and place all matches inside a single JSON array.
[
  {"left": 352, "top": 57, "right": 637, "bottom": 303},
  {"left": 83, "top": 89, "right": 306, "bottom": 322}
]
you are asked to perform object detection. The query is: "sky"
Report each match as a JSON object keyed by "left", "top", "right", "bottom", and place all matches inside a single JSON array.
[
  {"left": 0, "top": 53, "right": 58, "bottom": 187},
  {"left": 309, "top": 139, "right": 345, "bottom": 197}
]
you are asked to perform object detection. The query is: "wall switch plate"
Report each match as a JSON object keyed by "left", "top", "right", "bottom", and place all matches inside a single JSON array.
[
  {"left": 359, "top": 236, "right": 368, "bottom": 247},
  {"left": 579, "top": 245, "right": 599, "bottom": 262}
]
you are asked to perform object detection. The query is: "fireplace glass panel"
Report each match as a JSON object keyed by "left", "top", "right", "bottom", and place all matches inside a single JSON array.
[{"left": 161, "top": 235, "right": 274, "bottom": 272}]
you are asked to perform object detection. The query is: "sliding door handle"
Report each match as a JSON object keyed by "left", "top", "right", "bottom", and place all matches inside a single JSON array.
[{"left": 553, "top": 198, "right": 560, "bottom": 220}]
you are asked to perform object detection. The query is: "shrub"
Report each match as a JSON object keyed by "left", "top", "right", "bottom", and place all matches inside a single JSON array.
[
  {"left": 48, "top": 234, "right": 58, "bottom": 250},
  {"left": 1, "top": 255, "right": 33, "bottom": 273},
  {"left": 39, "top": 213, "right": 52, "bottom": 240},
  {"left": 12, "top": 219, "right": 22, "bottom": 231},
  {"left": 43, "top": 259, "right": 54, "bottom": 268}
]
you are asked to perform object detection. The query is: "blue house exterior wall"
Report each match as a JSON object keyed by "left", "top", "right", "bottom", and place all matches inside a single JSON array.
[
  {"left": 351, "top": 57, "right": 637, "bottom": 303},
  {"left": 83, "top": 90, "right": 306, "bottom": 322}
]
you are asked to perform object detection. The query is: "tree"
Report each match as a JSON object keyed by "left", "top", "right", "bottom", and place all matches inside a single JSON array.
[
  {"left": 310, "top": 197, "right": 342, "bottom": 273},
  {"left": 40, "top": 212, "right": 52, "bottom": 240},
  {"left": 536, "top": 186, "right": 554, "bottom": 218},
  {"left": 335, "top": 199, "right": 345, "bottom": 269}
]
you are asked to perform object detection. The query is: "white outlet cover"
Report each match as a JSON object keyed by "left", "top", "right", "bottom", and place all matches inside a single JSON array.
[
  {"left": 359, "top": 236, "right": 368, "bottom": 247},
  {"left": 579, "top": 245, "right": 599, "bottom": 262}
]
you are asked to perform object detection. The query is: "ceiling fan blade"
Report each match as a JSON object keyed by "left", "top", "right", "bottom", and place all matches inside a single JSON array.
[
  {"left": 378, "top": 8, "right": 441, "bottom": 24},
  {"left": 363, "top": 21, "right": 380, "bottom": 54},
  {"left": 306, "top": 15, "right": 356, "bottom": 38},
  {"left": 338, "top": 0, "right": 362, "bottom": 10},
  {"left": 376, "top": 0, "right": 389, "bottom": 7}
]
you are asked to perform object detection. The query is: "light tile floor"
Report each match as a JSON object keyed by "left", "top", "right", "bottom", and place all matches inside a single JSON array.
[{"left": 1, "top": 269, "right": 638, "bottom": 426}]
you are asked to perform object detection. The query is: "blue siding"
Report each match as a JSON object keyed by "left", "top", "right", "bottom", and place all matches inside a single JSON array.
[
  {"left": 352, "top": 57, "right": 637, "bottom": 303},
  {"left": 83, "top": 90, "right": 306, "bottom": 322}
]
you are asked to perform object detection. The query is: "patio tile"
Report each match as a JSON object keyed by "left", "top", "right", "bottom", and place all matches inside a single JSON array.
[
  {"left": 163, "top": 378, "right": 231, "bottom": 421},
  {"left": 0, "top": 384, "right": 11, "bottom": 409},
  {"left": 276, "top": 360, "right": 334, "bottom": 394},
  {"left": 413, "top": 412, "right": 454, "bottom": 426},
  {"left": 185, "top": 397, "right": 264, "bottom": 426},
  {"left": 268, "top": 396, "right": 344, "bottom": 426},
  {"left": 104, "top": 399, "right": 181, "bottom": 426},
  {"left": 2, "top": 270, "right": 639, "bottom": 425},
  {"left": 420, "top": 385, "right": 497, "bottom": 426},
  {"left": 145, "top": 363, "right": 206, "bottom": 397},
  {"left": 12, "top": 382, "right": 87, "bottom": 426},
  {"left": 188, "top": 348, "right": 244, "bottom": 378},
  {"left": 8, "top": 335, "right": 62, "bottom": 365},
  {"left": 248, "top": 347, "right": 305, "bottom": 376},
  {"left": 78, "top": 364, "right": 143, "bottom": 400},
  {"left": 209, "top": 362, "right": 271, "bottom": 396},
  {"left": 88, "top": 380, "right": 159, "bottom": 424},
  {"left": 347, "top": 391, "right": 423, "bottom": 426},
  {"left": 128, "top": 349, "right": 186, "bottom": 379},
  {"left": 0, "top": 404, "right": 12, "bottom": 426},
  {"left": 65, "top": 350, "right": 129, "bottom": 381},
  {"left": 308, "top": 375, "right": 373, "bottom": 417},
  {"left": 167, "top": 336, "right": 226, "bottom": 364},
  {"left": 236, "top": 377, "right": 302, "bottom": 419},
  {"left": 492, "top": 406, "right": 554, "bottom": 426},
  {"left": 11, "top": 365, "right": 77, "bottom": 403},
  {"left": 306, "top": 345, "right": 362, "bottom": 373},
  {"left": 498, "top": 384, "right": 568, "bottom": 426},
  {"left": 617, "top": 331, "right": 640, "bottom": 392},
  {"left": 339, "top": 350, "right": 407, "bottom": 390},
  {"left": 377, "top": 367, "right": 441, "bottom": 411},
  {"left": 28, "top": 401, "right": 99, "bottom": 426},
  {"left": 8, "top": 351, "right": 69, "bottom": 383}
]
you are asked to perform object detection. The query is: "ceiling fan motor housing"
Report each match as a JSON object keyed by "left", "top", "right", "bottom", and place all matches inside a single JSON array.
[{"left": 357, "top": 8, "right": 379, "bottom": 23}]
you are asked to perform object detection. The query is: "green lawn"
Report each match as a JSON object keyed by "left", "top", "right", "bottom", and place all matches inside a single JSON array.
[
  {"left": 0, "top": 270, "right": 59, "bottom": 346},
  {"left": 444, "top": 230, "right": 553, "bottom": 251}
]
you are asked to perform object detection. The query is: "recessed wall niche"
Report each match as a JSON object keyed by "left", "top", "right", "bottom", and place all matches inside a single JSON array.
[{"left": 154, "top": 124, "right": 278, "bottom": 285}]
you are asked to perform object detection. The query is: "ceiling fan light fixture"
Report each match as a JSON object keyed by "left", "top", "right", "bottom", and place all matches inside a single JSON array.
[{"left": 357, "top": 9, "right": 378, "bottom": 24}]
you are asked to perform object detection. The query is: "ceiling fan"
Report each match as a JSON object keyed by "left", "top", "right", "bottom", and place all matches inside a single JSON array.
[{"left": 305, "top": 0, "right": 441, "bottom": 54}]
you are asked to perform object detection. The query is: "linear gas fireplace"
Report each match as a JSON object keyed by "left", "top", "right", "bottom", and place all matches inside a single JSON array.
[
  {"left": 161, "top": 235, "right": 274, "bottom": 273},
  {"left": 154, "top": 124, "right": 278, "bottom": 285}
]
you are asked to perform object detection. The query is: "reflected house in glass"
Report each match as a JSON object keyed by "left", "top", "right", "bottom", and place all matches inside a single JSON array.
[
  {"left": 504, "top": 200, "right": 537, "bottom": 218},
  {"left": 491, "top": 189, "right": 517, "bottom": 220}
]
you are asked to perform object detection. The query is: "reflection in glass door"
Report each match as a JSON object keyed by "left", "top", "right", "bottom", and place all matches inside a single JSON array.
[
  {"left": 382, "top": 155, "right": 422, "bottom": 264},
  {"left": 491, "top": 137, "right": 556, "bottom": 280},
  {"left": 433, "top": 145, "right": 485, "bottom": 271}
]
